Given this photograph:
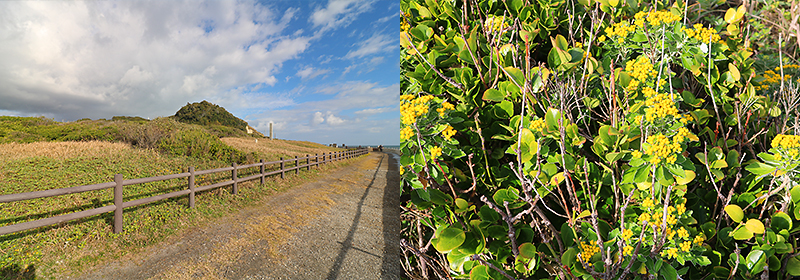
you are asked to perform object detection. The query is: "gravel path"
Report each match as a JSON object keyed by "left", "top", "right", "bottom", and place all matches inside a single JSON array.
[{"left": 78, "top": 152, "right": 402, "bottom": 280}]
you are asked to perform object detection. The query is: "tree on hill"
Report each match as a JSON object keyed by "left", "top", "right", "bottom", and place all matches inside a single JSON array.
[{"left": 173, "top": 101, "right": 248, "bottom": 130}]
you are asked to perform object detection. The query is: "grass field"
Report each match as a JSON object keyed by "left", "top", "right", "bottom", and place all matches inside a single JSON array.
[{"left": 0, "top": 139, "right": 351, "bottom": 280}]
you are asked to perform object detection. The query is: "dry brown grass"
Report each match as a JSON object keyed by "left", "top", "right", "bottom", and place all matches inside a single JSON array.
[
  {"left": 221, "top": 137, "right": 342, "bottom": 161},
  {"left": 0, "top": 141, "right": 134, "bottom": 162}
]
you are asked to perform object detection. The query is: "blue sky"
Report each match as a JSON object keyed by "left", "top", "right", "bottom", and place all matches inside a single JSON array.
[{"left": 0, "top": 0, "right": 399, "bottom": 146}]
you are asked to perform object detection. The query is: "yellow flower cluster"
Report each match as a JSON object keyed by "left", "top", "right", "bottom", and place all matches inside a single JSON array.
[
  {"left": 401, "top": 95, "right": 434, "bottom": 125},
  {"left": 662, "top": 247, "right": 679, "bottom": 259},
  {"left": 430, "top": 146, "right": 442, "bottom": 159},
  {"left": 401, "top": 126, "right": 415, "bottom": 140},
  {"left": 672, "top": 127, "right": 694, "bottom": 143},
  {"left": 600, "top": 10, "right": 680, "bottom": 44},
  {"left": 642, "top": 197, "right": 655, "bottom": 208},
  {"left": 682, "top": 24, "right": 721, "bottom": 44},
  {"left": 530, "top": 118, "right": 545, "bottom": 133},
  {"left": 604, "top": 22, "right": 636, "bottom": 43},
  {"left": 772, "top": 134, "right": 800, "bottom": 159},
  {"left": 401, "top": 13, "right": 410, "bottom": 33},
  {"left": 437, "top": 101, "right": 454, "bottom": 117},
  {"left": 442, "top": 125, "right": 456, "bottom": 140},
  {"left": 644, "top": 88, "right": 680, "bottom": 123},
  {"left": 693, "top": 235, "right": 705, "bottom": 246},
  {"left": 633, "top": 10, "right": 681, "bottom": 28},
  {"left": 644, "top": 133, "right": 681, "bottom": 165},
  {"left": 622, "top": 228, "right": 634, "bottom": 240},
  {"left": 756, "top": 70, "right": 794, "bottom": 90},
  {"left": 484, "top": 16, "right": 508, "bottom": 34},
  {"left": 623, "top": 245, "right": 634, "bottom": 256},
  {"left": 579, "top": 240, "right": 600, "bottom": 263},
  {"left": 625, "top": 57, "right": 656, "bottom": 90}
]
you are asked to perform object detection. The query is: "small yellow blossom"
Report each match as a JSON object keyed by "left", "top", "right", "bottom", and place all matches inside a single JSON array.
[
  {"left": 677, "top": 227, "right": 689, "bottom": 239},
  {"left": 638, "top": 212, "right": 651, "bottom": 224},
  {"left": 442, "top": 125, "right": 457, "bottom": 141},
  {"left": 622, "top": 228, "right": 633, "bottom": 240},
  {"left": 430, "top": 146, "right": 442, "bottom": 159},
  {"left": 680, "top": 240, "right": 692, "bottom": 252},
  {"left": 693, "top": 235, "right": 705, "bottom": 245},
  {"left": 400, "top": 126, "right": 415, "bottom": 140},
  {"left": 623, "top": 245, "right": 634, "bottom": 256}
]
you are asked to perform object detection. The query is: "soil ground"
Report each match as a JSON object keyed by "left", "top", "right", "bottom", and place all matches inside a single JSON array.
[{"left": 75, "top": 152, "right": 402, "bottom": 280}]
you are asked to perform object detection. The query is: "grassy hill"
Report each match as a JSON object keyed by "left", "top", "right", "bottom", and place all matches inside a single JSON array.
[{"left": 173, "top": 100, "right": 265, "bottom": 138}]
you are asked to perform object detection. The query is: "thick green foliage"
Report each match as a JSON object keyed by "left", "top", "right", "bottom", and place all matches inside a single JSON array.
[
  {"left": 174, "top": 100, "right": 249, "bottom": 131},
  {"left": 400, "top": 0, "right": 800, "bottom": 279}
]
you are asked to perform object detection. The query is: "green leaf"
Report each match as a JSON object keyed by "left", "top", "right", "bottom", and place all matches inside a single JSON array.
[
  {"left": 732, "top": 226, "right": 753, "bottom": 240},
  {"left": 504, "top": 67, "right": 525, "bottom": 88},
  {"left": 771, "top": 211, "right": 793, "bottom": 231},
  {"left": 746, "top": 249, "right": 765, "bottom": 273},
  {"left": 561, "top": 223, "right": 575, "bottom": 247},
  {"left": 788, "top": 256, "right": 800, "bottom": 276},
  {"left": 429, "top": 188, "right": 453, "bottom": 205},
  {"left": 728, "top": 63, "right": 740, "bottom": 81},
  {"left": 791, "top": 185, "right": 800, "bottom": 203},
  {"left": 433, "top": 227, "right": 466, "bottom": 253},
  {"left": 710, "top": 159, "right": 728, "bottom": 169},
  {"left": 455, "top": 198, "right": 469, "bottom": 209},
  {"left": 725, "top": 204, "right": 744, "bottom": 223},
  {"left": 470, "top": 264, "right": 491, "bottom": 280},
  {"left": 482, "top": 88, "right": 505, "bottom": 102},
  {"left": 674, "top": 170, "right": 696, "bottom": 185},
  {"left": 746, "top": 219, "right": 765, "bottom": 234},
  {"left": 561, "top": 247, "right": 578, "bottom": 267},
  {"left": 493, "top": 188, "right": 520, "bottom": 205},
  {"left": 746, "top": 162, "right": 776, "bottom": 176},
  {"left": 448, "top": 250, "right": 471, "bottom": 273},
  {"left": 660, "top": 262, "right": 677, "bottom": 280},
  {"left": 518, "top": 242, "right": 537, "bottom": 260}
]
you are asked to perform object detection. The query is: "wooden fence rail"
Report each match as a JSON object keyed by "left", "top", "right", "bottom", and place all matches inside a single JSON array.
[{"left": 0, "top": 148, "right": 370, "bottom": 236}]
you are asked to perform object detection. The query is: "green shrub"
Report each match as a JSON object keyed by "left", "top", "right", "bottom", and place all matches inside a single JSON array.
[
  {"left": 158, "top": 128, "right": 250, "bottom": 163},
  {"left": 400, "top": 1, "right": 800, "bottom": 279},
  {"left": 174, "top": 100, "right": 248, "bottom": 131}
]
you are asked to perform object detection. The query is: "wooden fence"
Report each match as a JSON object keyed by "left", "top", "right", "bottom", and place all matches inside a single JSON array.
[{"left": 0, "top": 148, "right": 370, "bottom": 236}]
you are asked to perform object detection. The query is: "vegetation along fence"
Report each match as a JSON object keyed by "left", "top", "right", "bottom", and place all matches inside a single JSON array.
[{"left": 0, "top": 148, "right": 370, "bottom": 236}]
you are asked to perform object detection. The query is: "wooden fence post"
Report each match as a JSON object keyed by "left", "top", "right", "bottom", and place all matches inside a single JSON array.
[
  {"left": 281, "top": 157, "right": 285, "bottom": 179},
  {"left": 295, "top": 156, "right": 299, "bottom": 174},
  {"left": 232, "top": 162, "right": 238, "bottom": 195},
  {"left": 259, "top": 159, "right": 265, "bottom": 185},
  {"left": 114, "top": 174, "right": 123, "bottom": 234},
  {"left": 307, "top": 154, "right": 310, "bottom": 171},
  {"left": 189, "top": 167, "right": 195, "bottom": 208},
  {"left": 315, "top": 153, "right": 318, "bottom": 168}
]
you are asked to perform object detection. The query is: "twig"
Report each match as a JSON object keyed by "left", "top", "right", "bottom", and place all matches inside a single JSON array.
[{"left": 480, "top": 196, "right": 520, "bottom": 258}]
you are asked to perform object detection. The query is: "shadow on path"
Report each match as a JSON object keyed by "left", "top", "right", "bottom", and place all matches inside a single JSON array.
[{"left": 325, "top": 154, "right": 385, "bottom": 280}]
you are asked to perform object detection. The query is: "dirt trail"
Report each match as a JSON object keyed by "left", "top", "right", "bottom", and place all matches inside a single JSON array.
[{"left": 77, "top": 152, "right": 402, "bottom": 280}]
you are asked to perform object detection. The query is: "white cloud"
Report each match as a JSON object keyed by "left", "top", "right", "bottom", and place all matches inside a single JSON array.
[
  {"left": 0, "top": 0, "right": 311, "bottom": 120},
  {"left": 345, "top": 33, "right": 394, "bottom": 59},
  {"left": 295, "top": 66, "right": 330, "bottom": 80},
  {"left": 326, "top": 113, "right": 345, "bottom": 125},
  {"left": 355, "top": 107, "right": 393, "bottom": 115},
  {"left": 312, "top": 111, "right": 325, "bottom": 125},
  {"left": 310, "top": 0, "right": 375, "bottom": 32}
]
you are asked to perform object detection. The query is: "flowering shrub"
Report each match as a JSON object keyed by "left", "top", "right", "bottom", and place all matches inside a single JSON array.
[{"left": 400, "top": 0, "right": 800, "bottom": 279}]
